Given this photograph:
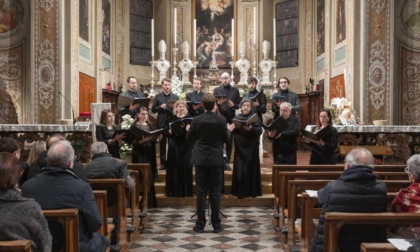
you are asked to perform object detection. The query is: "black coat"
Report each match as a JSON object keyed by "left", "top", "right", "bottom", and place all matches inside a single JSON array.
[
  {"left": 186, "top": 91, "right": 204, "bottom": 117},
  {"left": 213, "top": 85, "right": 241, "bottom": 123},
  {"left": 186, "top": 111, "right": 229, "bottom": 167},
  {"left": 310, "top": 165, "right": 388, "bottom": 252},
  {"left": 269, "top": 116, "right": 300, "bottom": 154},
  {"left": 271, "top": 89, "right": 300, "bottom": 118},
  {"left": 308, "top": 125, "right": 338, "bottom": 164},
  {"left": 22, "top": 166, "right": 108, "bottom": 252},
  {"left": 151, "top": 92, "right": 179, "bottom": 128}
]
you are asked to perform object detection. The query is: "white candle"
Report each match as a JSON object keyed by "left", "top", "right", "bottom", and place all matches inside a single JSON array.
[
  {"left": 273, "top": 18, "right": 276, "bottom": 58},
  {"left": 231, "top": 19, "right": 234, "bottom": 58},
  {"left": 151, "top": 19, "right": 154, "bottom": 58},
  {"left": 253, "top": 8, "right": 257, "bottom": 46},
  {"left": 174, "top": 8, "right": 177, "bottom": 46},
  {"left": 193, "top": 19, "right": 197, "bottom": 58}
]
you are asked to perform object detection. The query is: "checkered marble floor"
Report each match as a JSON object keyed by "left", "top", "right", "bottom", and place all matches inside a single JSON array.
[{"left": 129, "top": 207, "right": 285, "bottom": 252}]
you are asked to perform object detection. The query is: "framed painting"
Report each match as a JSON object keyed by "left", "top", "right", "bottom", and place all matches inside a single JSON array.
[
  {"left": 79, "top": 0, "right": 89, "bottom": 42},
  {"left": 336, "top": 0, "right": 346, "bottom": 44},
  {"left": 316, "top": 0, "right": 325, "bottom": 57},
  {"left": 129, "top": 0, "right": 153, "bottom": 65},
  {"left": 195, "top": 0, "right": 234, "bottom": 68},
  {"left": 102, "top": 0, "right": 111, "bottom": 55}
]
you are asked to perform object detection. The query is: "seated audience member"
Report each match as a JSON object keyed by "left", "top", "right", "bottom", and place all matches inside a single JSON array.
[
  {"left": 26, "top": 134, "right": 87, "bottom": 182},
  {"left": 0, "top": 152, "right": 52, "bottom": 252},
  {"left": 0, "top": 138, "right": 29, "bottom": 186},
  {"left": 22, "top": 140, "right": 109, "bottom": 252},
  {"left": 391, "top": 154, "right": 420, "bottom": 239},
  {"left": 26, "top": 141, "right": 46, "bottom": 166},
  {"left": 84, "top": 142, "right": 135, "bottom": 191},
  {"left": 310, "top": 147, "right": 388, "bottom": 252}
]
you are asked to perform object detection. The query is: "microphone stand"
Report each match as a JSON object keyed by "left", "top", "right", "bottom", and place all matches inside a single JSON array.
[{"left": 58, "top": 91, "right": 76, "bottom": 132}]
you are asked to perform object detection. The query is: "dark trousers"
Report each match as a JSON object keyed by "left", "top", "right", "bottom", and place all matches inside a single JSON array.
[
  {"left": 195, "top": 165, "right": 223, "bottom": 229},
  {"left": 225, "top": 135, "right": 233, "bottom": 164},
  {"left": 159, "top": 134, "right": 167, "bottom": 167}
]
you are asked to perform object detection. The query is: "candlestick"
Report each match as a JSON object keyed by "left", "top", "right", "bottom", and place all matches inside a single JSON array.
[
  {"left": 193, "top": 61, "right": 198, "bottom": 79},
  {"left": 253, "top": 7, "right": 257, "bottom": 46},
  {"left": 174, "top": 8, "right": 177, "bottom": 46},
  {"left": 252, "top": 47, "right": 257, "bottom": 77},
  {"left": 193, "top": 19, "right": 197, "bottom": 58},
  {"left": 273, "top": 18, "right": 276, "bottom": 58},
  {"left": 151, "top": 19, "right": 154, "bottom": 57},
  {"left": 272, "top": 60, "right": 278, "bottom": 84},
  {"left": 172, "top": 47, "right": 178, "bottom": 76},
  {"left": 231, "top": 19, "right": 234, "bottom": 59},
  {"left": 229, "top": 60, "right": 235, "bottom": 86},
  {"left": 149, "top": 60, "right": 156, "bottom": 96}
]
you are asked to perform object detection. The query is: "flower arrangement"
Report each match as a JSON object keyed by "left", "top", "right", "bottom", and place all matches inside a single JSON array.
[
  {"left": 328, "top": 97, "right": 359, "bottom": 125},
  {"left": 119, "top": 114, "right": 134, "bottom": 160}
]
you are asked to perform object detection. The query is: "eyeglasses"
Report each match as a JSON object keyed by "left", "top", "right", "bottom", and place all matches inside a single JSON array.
[{"left": 279, "top": 81, "right": 288, "bottom": 84}]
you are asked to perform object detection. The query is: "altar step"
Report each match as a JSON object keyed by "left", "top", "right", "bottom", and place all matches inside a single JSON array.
[{"left": 155, "top": 167, "right": 274, "bottom": 208}]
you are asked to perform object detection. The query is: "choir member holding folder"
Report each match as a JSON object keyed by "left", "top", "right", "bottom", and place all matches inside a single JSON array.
[
  {"left": 267, "top": 102, "right": 300, "bottom": 164},
  {"left": 186, "top": 78, "right": 204, "bottom": 117},
  {"left": 271, "top": 76, "right": 300, "bottom": 119},
  {"left": 96, "top": 109, "right": 125, "bottom": 158},
  {"left": 304, "top": 109, "right": 338, "bottom": 164},
  {"left": 242, "top": 77, "right": 266, "bottom": 122},
  {"left": 165, "top": 100, "right": 193, "bottom": 197},
  {"left": 118, "top": 76, "right": 145, "bottom": 120},
  {"left": 228, "top": 98, "right": 263, "bottom": 199},
  {"left": 130, "top": 106, "right": 160, "bottom": 208}
]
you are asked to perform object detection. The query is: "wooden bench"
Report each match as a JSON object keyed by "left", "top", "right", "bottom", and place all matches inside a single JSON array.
[
  {"left": 43, "top": 208, "right": 79, "bottom": 252},
  {"left": 93, "top": 190, "right": 115, "bottom": 241},
  {"left": 127, "top": 169, "right": 140, "bottom": 241},
  {"left": 360, "top": 243, "right": 398, "bottom": 252},
  {"left": 89, "top": 179, "right": 127, "bottom": 251},
  {"left": 324, "top": 212, "right": 420, "bottom": 252},
  {"left": 127, "top": 163, "right": 150, "bottom": 216},
  {"left": 0, "top": 240, "right": 31, "bottom": 252},
  {"left": 298, "top": 192, "right": 399, "bottom": 252}
]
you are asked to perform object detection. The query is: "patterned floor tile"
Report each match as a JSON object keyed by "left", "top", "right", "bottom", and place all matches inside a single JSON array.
[{"left": 129, "top": 207, "right": 285, "bottom": 251}]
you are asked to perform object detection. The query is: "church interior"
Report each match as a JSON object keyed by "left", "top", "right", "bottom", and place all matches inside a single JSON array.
[{"left": 1, "top": 0, "right": 420, "bottom": 251}]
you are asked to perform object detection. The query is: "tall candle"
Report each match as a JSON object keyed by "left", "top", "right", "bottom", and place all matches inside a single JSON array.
[
  {"left": 174, "top": 8, "right": 177, "bottom": 46},
  {"left": 193, "top": 19, "right": 197, "bottom": 58},
  {"left": 273, "top": 18, "right": 276, "bottom": 58},
  {"left": 231, "top": 19, "right": 234, "bottom": 58},
  {"left": 151, "top": 19, "right": 154, "bottom": 57},
  {"left": 253, "top": 8, "right": 257, "bottom": 46}
]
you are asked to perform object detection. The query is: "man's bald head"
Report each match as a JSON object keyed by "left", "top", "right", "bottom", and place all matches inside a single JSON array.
[
  {"left": 344, "top": 147, "right": 374, "bottom": 169},
  {"left": 220, "top": 72, "right": 231, "bottom": 86},
  {"left": 47, "top": 134, "right": 66, "bottom": 149},
  {"left": 47, "top": 140, "right": 75, "bottom": 168}
]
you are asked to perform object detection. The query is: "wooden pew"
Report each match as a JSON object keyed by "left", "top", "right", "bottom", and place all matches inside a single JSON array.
[
  {"left": 89, "top": 179, "right": 127, "bottom": 252},
  {"left": 286, "top": 179, "right": 409, "bottom": 248},
  {"left": 298, "top": 192, "right": 399, "bottom": 252},
  {"left": 43, "top": 208, "right": 79, "bottom": 252},
  {"left": 275, "top": 170, "right": 408, "bottom": 225},
  {"left": 272, "top": 164, "right": 406, "bottom": 216},
  {"left": 0, "top": 240, "right": 31, "bottom": 252},
  {"left": 93, "top": 190, "right": 114, "bottom": 241},
  {"left": 360, "top": 243, "right": 398, "bottom": 252},
  {"left": 127, "top": 163, "right": 150, "bottom": 217},
  {"left": 127, "top": 169, "right": 140, "bottom": 241},
  {"left": 323, "top": 212, "right": 420, "bottom": 252}
]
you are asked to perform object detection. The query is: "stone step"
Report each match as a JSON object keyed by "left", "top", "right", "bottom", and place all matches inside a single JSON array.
[
  {"left": 156, "top": 193, "right": 274, "bottom": 208},
  {"left": 155, "top": 181, "right": 273, "bottom": 194}
]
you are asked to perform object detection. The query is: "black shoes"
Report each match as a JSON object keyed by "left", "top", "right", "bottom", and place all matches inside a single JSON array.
[
  {"left": 193, "top": 226, "right": 204, "bottom": 233},
  {"left": 213, "top": 226, "right": 223, "bottom": 233},
  {"left": 159, "top": 164, "right": 166, "bottom": 170},
  {"left": 224, "top": 164, "right": 232, "bottom": 171}
]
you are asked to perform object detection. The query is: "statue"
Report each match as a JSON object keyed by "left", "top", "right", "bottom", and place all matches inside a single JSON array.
[
  {"left": 178, "top": 41, "right": 193, "bottom": 85},
  {"left": 259, "top": 40, "right": 274, "bottom": 85},
  {"left": 235, "top": 41, "right": 251, "bottom": 85},
  {"left": 155, "top": 40, "right": 170, "bottom": 83}
]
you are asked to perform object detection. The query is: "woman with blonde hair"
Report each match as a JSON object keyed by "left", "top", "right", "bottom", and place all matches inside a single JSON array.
[
  {"left": 26, "top": 141, "right": 46, "bottom": 166},
  {"left": 166, "top": 100, "right": 194, "bottom": 197}
]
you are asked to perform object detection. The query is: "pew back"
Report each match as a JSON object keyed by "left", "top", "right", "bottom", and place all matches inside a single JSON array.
[
  {"left": 42, "top": 208, "right": 79, "bottom": 252},
  {"left": 0, "top": 240, "right": 31, "bottom": 252},
  {"left": 127, "top": 163, "right": 150, "bottom": 214}
]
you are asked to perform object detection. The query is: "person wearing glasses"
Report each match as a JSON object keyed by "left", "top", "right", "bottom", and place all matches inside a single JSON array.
[
  {"left": 390, "top": 155, "right": 420, "bottom": 239},
  {"left": 267, "top": 102, "right": 300, "bottom": 164},
  {"left": 271, "top": 76, "right": 300, "bottom": 119},
  {"left": 213, "top": 72, "right": 241, "bottom": 170}
]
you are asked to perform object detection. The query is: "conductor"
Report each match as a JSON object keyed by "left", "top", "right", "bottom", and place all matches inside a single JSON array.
[{"left": 186, "top": 93, "right": 229, "bottom": 233}]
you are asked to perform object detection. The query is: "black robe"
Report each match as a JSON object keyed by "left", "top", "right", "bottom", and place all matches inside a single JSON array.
[
  {"left": 231, "top": 112, "right": 263, "bottom": 199},
  {"left": 308, "top": 125, "right": 338, "bottom": 164},
  {"left": 96, "top": 124, "right": 120, "bottom": 158},
  {"left": 131, "top": 122, "right": 157, "bottom": 208},
  {"left": 165, "top": 115, "right": 193, "bottom": 197}
]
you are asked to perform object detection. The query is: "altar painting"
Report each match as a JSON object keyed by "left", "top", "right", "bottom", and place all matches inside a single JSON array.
[{"left": 195, "top": 0, "right": 234, "bottom": 68}]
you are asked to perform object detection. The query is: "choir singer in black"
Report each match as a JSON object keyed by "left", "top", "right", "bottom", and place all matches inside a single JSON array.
[{"left": 186, "top": 93, "right": 229, "bottom": 233}]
